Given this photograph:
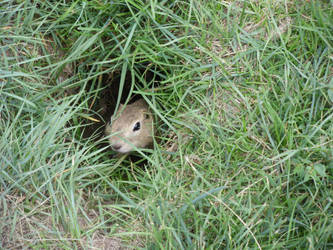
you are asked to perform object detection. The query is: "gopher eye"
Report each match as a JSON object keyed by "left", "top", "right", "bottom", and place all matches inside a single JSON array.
[
  {"left": 144, "top": 114, "right": 150, "bottom": 119},
  {"left": 133, "top": 122, "right": 141, "bottom": 132}
]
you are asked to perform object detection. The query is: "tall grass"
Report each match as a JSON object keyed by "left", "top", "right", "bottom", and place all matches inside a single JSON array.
[{"left": 1, "top": 0, "right": 332, "bottom": 248}]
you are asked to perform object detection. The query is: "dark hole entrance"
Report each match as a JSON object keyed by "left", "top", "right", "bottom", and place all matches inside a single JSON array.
[{"left": 81, "top": 64, "right": 162, "bottom": 160}]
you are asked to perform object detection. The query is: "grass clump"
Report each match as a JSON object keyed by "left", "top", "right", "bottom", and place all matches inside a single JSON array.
[{"left": 1, "top": 0, "right": 332, "bottom": 248}]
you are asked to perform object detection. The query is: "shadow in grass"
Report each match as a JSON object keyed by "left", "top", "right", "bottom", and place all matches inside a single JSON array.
[{"left": 79, "top": 64, "right": 162, "bottom": 164}]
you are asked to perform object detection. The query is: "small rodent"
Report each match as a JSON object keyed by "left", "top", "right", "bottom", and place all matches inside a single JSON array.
[{"left": 105, "top": 99, "right": 153, "bottom": 153}]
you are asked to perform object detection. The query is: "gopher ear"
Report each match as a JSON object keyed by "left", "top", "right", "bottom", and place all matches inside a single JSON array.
[{"left": 142, "top": 110, "right": 151, "bottom": 120}]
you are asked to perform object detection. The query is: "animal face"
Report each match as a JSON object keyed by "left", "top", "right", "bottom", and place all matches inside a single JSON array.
[{"left": 105, "top": 100, "right": 153, "bottom": 153}]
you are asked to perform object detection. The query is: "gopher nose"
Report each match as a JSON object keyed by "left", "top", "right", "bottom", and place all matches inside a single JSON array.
[{"left": 111, "top": 144, "right": 122, "bottom": 151}]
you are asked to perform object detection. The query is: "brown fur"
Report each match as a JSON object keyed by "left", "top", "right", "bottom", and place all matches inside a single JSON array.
[{"left": 105, "top": 99, "right": 153, "bottom": 153}]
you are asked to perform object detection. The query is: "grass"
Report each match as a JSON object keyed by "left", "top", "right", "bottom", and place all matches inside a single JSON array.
[{"left": 1, "top": 0, "right": 333, "bottom": 249}]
